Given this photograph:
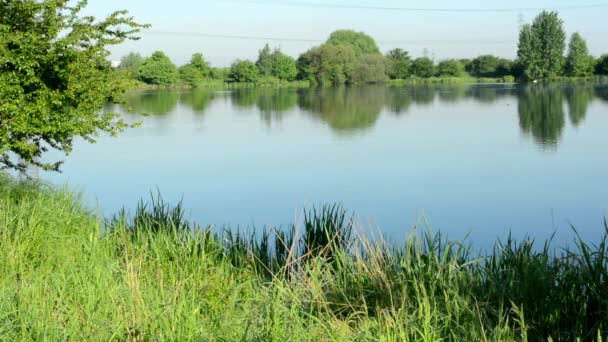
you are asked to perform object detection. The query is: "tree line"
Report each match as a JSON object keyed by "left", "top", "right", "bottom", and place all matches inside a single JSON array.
[{"left": 121, "top": 11, "right": 608, "bottom": 88}]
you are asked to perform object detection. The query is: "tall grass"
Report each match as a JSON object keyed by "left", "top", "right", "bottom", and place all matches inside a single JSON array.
[{"left": 1, "top": 176, "right": 606, "bottom": 340}]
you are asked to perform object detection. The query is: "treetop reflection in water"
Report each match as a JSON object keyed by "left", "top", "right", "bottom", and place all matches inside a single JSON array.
[{"left": 119, "top": 83, "right": 608, "bottom": 149}]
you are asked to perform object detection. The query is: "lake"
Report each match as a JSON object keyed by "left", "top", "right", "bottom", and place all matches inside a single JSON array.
[{"left": 44, "top": 83, "right": 608, "bottom": 248}]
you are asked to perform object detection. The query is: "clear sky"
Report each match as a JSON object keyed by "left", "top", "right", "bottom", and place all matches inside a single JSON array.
[{"left": 83, "top": 0, "right": 608, "bottom": 67}]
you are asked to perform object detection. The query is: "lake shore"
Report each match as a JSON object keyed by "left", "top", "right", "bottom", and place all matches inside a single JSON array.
[{"left": 2, "top": 175, "right": 606, "bottom": 340}]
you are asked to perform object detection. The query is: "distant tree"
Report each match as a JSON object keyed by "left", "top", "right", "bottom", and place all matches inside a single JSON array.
[
  {"left": 297, "top": 44, "right": 356, "bottom": 85},
  {"left": 120, "top": 52, "right": 144, "bottom": 75},
  {"left": 467, "top": 55, "right": 514, "bottom": 78},
  {"left": 0, "top": 0, "right": 146, "bottom": 172},
  {"left": 138, "top": 51, "right": 179, "bottom": 86},
  {"left": 386, "top": 48, "right": 411, "bottom": 79},
  {"left": 436, "top": 59, "right": 464, "bottom": 77},
  {"left": 351, "top": 54, "right": 388, "bottom": 84},
  {"left": 256, "top": 44, "right": 274, "bottom": 76},
  {"left": 596, "top": 55, "right": 608, "bottom": 75},
  {"left": 271, "top": 51, "right": 298, "bottom": 81},
  {"left": 565, "top": 33, "right": 595, "bottom": 77},
  {"left": 179, "top": 53, "right": 211, "bottom": 87},
  {"left": 210, "top": 67, "right": 230, "bottom": 80},
  {"left": 517, "top": 11, "right": 566, "bottom": 80},
  {"left": 411, "top": 57, "right": 435, "bottom": 78},
  {"left": 326, "top": 30, "right": 380, "bottom": 57},
  {"left": 190, "top": 53, "right": 211, "bottom": 78},
  {"left": 228, "top": 60, "right": 259, "bottom": 82}
]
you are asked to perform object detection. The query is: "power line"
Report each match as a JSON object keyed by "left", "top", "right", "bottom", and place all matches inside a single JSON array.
[
  {"left": 147, "top": 30, "right": 513, "bottom": 45},
  {"left": 217, "top": 0, "right": 608, "bottom": 13}
]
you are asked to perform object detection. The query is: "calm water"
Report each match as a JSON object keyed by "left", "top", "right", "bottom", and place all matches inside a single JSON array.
[{"left": 44, "top": 84, "right": 608, "bottom": 247}]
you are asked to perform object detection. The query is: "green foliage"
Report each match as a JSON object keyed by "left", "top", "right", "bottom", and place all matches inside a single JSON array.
[
  {"left": 386, "top": 48, "right": 411, "bottom": 79},
  {"left": 411, "top": 57, "right": 436, "bottom": 78},
  {"left": 228, "top": 60, "right": 259, "bottom": 83},
  {"left": 210, "top": 67, "right": 230, "bottom": 80},
  {"left": 138, "top": 51, "right": 179, "bottom": 86},
  {"left": 351, "top": 54, "right": 388, "bottom": 84},
  {"left": 256, "top": 44, "right": 274, "bottom": 76},
  {"left": 297, "top": 44, "right": 356, "bottom": 86},
  {"left": 467, "top": 55, "right": 513, "bottom": 78},
  {"left": 179, "top": 53, "right": 211, "bottom": 87},
  {"left": 596, "top": 55, "right": 608, "bottom": 75},
  {"left": 120, "top": 52, "right": 144, "bottom": 76},
  {"left": 517, "top": 11, "right": 566, "bottom": 80},
  {"left": 0, "top": 0, "right": 146, "bottom": 172},
  {"left": 565, "top": 33, "right": 595, "bottom": 77},
  {"left": 190, "top": 53, "right": 211, "bottom": 78},
  {"left": 325, "top": 29, "right": 380, "bottom": 57},
  {"left": 436, "top": 59, "right": 464, "bottom": 77},
  {"left": 272, "top": 51, "right": 298, "bottom": 81}
]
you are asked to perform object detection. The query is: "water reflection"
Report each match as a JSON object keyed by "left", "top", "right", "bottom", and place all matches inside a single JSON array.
[
  {"left": 518, "top": 85, "right": 565, "bottom": 149},
  {"left": 180, "top": 91, "right": 215, "bottom": 114},
  {"left": 565, "top": 86, "right": 593, "bottom": 126},
  {"left": 298, "top": 86, "right": 384, "bottom": 132},
  {"left": 121, "top": 84, "right": 606, "bottom": 149},
  {"left": 124, "top": 91, "right": 180, "bottom": 115}
]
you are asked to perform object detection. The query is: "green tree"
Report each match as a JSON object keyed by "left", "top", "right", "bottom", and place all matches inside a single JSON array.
[
  {"left": 0, "top": 0, "right": 146, "bottom": 172},
  {"left": 565, "top": 33, "right": 595, "bottom": 77},
  {"left": 467, "top": 55, "right": 513, "bottom": 77},
  {"left": 326, "top": 30, "right": 380, "bottom": 57},
  {"left": 436, "top": 59, "right": 464, "bottom": 77},
  {"left": 179, "top": 53, "right": 211, "bottom": 87},
  {"left": 386, "top": 48, "right": 411, "bottom": 79},
  {"left": 228, "top": 60, "right": 259, "bottom": 82},
  {"left": 190, "top": 53, "right": 211, "bottom": 78},
  {"left": 351, "top": 54, "right": 388, "bottom": 84},
  {"left": 411, "top": 57, "right": 436, "bottom": 78},
  {"left": 517, "top": 11, "right": 566, "bottom": 80},
  {"left": 596, "top": 55, "right": 608, "bottom": 75},
  {"left": 271, "top": 52, "right": 298, "bottom": 81},
  {"left": 296, "top": 44, "right": 356, "bottom": 85},
  {"left": 120, "top": 52, "right": 144, "bottom": 76},
  {"left": 256, "top": 44, "right": 274, "bottom": 76},
  {"left": 138, "top": 51, "right": 179, "bottom": 86}
]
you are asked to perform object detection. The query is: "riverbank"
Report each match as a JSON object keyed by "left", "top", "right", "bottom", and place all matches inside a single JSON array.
[{"left": 1, "top": 176, "right": 606, "bottom": 340}]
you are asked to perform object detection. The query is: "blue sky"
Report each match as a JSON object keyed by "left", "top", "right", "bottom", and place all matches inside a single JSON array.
[{"left": 84, "top": 0, "right": 608, "bottom": 67}]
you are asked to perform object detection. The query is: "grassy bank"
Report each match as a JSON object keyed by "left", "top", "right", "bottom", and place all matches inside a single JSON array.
[{"left": 1, "top": 176, "right": 607, "bottom": 340}]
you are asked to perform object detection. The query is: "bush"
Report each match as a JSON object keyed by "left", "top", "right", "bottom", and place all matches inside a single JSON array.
[
  {"left": 228, "top": 60, "right": 259, "bottom": 83},
  {"left": 137, "top": 51, "right": 179, "bottom": 86}
]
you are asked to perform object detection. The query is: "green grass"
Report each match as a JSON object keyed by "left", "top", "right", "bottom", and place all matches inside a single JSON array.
[{"left": 1, "top": 175, "right": 607, "bottom": 340}]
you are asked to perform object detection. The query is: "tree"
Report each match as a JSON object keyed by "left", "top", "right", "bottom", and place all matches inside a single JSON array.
[
  {"left": 466, "top": 55, "right": 514, "bottom": 78},
  {"left": 596, "top": 55, "right": 608, "bottom": 75},
  {"left": 517, "top": 11, "right": 566, "bottom": 80},
  {"left": 256, "top": 44, "right": 274, "bottom": 76},
  {"left": 138, "top": 51, "right": 179, "bottom": 86},
  {"left": 565, "top": 33, "right": 595, "bottom": 77},
  {"left": 179, "top": 53, "right": 211, "bottom": 87},
  {"left": 190, "top": 53, "right": 211, "bottom": 78},
  {"left": 228, "top": 60, "right": 259, "bottom": 82},
  {"left": 296, "top": 44, "right": 356, "bottom": 85},
  {"left": 386, "top": 48, "right": 411, "bottom": 79},
  {"left": 120, "top": 52, "right": 144, "bottom": 75},
  {"left": 0, "top": 0, "right": 146, "bottom": 172},
  {"left": 326, "top": 30, "right": 380, "bottom": 57},
  {"left": 411, "top": 57, "right": 435, "bottom": 78},
  {"left": 436, "top": 59, "right": 464, "bottom": 77},
  {"left": 271, "top": 52, "right": 298, "bottom": 81},
  {"left": 351, "top": 54, "right": 388, "bottom": 84}
]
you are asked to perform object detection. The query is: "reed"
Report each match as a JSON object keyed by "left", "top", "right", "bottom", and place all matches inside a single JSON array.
[{"left": 1, "top": 176, "right": 606, "bottom": 340}]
